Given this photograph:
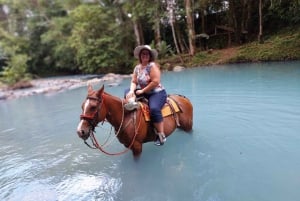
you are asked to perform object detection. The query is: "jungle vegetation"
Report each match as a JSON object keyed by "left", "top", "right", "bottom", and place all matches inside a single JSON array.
[{"left": 0, "top": 0, "right": 299, "bottom": 85}]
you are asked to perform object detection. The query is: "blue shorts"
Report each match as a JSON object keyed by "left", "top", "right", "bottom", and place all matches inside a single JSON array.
[{"left": 124, "top": 88, "right": 167, "bottom": 123}]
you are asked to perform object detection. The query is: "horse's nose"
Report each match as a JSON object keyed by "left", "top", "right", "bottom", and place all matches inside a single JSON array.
[
  {"left": 77, "top": 121, "right": 89, "bottom": 140},
  {"left": 77, "top": 129, "right": 83, "bottom": 137},
  {"left": 77, "top": 129, "right": 89, "bottom": 140},
  {"left": 77, "top": 122, "right": 84, "bottom": 136}
]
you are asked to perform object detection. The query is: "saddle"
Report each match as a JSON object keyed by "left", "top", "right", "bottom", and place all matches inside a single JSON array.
[{"left": 138, "top": 97, "right": 181, "bottom": 123}]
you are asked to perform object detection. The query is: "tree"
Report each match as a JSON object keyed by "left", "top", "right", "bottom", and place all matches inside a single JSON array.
[
  {"left": 69, "top": 4, "right": 132, "bottom": 73},
  {"left": 167, "top": 0, "right": 181, "bottom": 54},
  {"left": 0, "top": 26, "right": 30, "bottom": 84},
  {"left": 185, "top": 0, "right": 196, "bottom": 55},
  {"left": 258, "top": 0, "right": 263, "bottom": 43}
]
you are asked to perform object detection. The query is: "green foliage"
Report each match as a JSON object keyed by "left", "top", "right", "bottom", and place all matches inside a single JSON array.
[
  {"left": 69, "top": 4, "right": 133, "bottom": 74},
  {"left": 0, "top": 0, "right": 299, "bottom": 79},
  {"left": 0, "top": 54, "right": 31, "bottom": 85},
  {"left": 155, "top": 40, "right": 174, "bottom": 59},
  {"left": 0, "top": 26, "right": 31, "bottom": 85},
  {"left": 191, "top": 51, "right": 221, "bottom": 66},
  {"left": 24, "top": 1, "right": 77, "bottom": 75},
  {"left": 231, "top": 27, "right": 300, "bottom": 62},
  {"left": 40, "top": 17, "right": 77, "bottom": 73},
  {"left": 267, "top": 0, "right": 300, "bottom": 24}
]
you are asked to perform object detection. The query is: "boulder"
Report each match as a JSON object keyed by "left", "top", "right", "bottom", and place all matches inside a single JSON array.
[{"left": 173, "top": 66, "right": 186, "bottom": 72}]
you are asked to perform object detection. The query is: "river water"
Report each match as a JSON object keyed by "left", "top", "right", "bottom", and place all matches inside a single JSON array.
[{"left": 1, "top": 61, "right": 300, "bottom": 201}]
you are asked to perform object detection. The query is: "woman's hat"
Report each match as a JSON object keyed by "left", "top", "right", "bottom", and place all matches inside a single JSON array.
[{"left": 134, "top": 45, "right": 158, "bottom": 60}]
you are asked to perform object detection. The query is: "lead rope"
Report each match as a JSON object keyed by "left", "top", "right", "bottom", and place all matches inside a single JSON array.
[
  {"left": 100, "top": 99, "right": 125, "bottom": 148},
  {"left": 88, "top": 99, "right": 140, "bottom": 156}
]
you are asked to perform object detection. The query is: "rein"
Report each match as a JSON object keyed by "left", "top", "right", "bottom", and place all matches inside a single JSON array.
[{"left": 81, "top": 95, "right": 139, "bottom": 156}]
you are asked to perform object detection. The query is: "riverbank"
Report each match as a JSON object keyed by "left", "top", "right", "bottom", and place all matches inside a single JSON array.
[
  {"left": 160, "top": 28, "right": 300, "bottom": 69},
  {"left": 0, "top": 73, "right": 131, "bottom": 101},
  {"left": 1, "top": 27, "right": 299, "bottom": 101}
]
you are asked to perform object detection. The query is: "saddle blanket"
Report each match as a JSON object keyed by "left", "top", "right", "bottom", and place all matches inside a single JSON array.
[{"left": 139, "top": 97, "right": 180, "bottom": 122}]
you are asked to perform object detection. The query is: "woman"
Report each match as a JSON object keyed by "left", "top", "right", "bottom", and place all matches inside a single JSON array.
[{"left": 125, "top": 45, "right": 167, "bottom": 146}]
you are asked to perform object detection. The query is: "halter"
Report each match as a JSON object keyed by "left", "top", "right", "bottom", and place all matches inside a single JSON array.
[
  {"left": 80, "top": 93, "right": 140, "bottom": 156},
  {"left": 80, "top": 96, "right": 103, "bottom": 129}
]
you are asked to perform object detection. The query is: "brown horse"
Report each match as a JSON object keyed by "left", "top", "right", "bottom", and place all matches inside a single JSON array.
[{"left": 77, "top": 85, "right": 193, "bottom": 158}]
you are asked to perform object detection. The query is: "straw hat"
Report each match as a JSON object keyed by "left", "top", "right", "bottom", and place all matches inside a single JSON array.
[{"left": 134, "top": 45, "right": 158, "bottom": 60}]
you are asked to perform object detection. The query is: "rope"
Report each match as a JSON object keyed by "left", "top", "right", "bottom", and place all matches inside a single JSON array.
[
  {"left": 100, "top": 99, "right": 125, "bottom": 148},
  {"left": 86, "top": 98, "right": 139, "bottom": 156}
]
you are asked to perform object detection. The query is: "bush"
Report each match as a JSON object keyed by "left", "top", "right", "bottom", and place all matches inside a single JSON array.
[{"left": 0, "top": 54, "right": 31, "bottom": 85}]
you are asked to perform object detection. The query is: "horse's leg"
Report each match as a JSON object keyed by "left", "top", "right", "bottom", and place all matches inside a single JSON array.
[{"left": 131, "top": 141, "right": 142, "bottom": 159}]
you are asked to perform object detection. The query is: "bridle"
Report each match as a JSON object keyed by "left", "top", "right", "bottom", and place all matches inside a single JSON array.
[
  {"left": 79, "top": 94, "right": 140, "bottom": 156},
  {"left": 80, "top": 95, "right": 105, "bottom": 151},
  {"left": 80, "top": 96, "right": 103, "bottom": 130}
]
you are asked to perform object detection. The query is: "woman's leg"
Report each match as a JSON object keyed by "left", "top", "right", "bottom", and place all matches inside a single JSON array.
[{"left": 148, "top": 90, "right": 167, "bottom": 145}]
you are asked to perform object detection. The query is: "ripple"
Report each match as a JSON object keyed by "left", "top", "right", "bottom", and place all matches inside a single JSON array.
[
  {"left": 6, "top": 181, "right": 57, "bottom": 201},
  {"left": 0, "top": 128, "right": 16, "bottom": 133},
  {"left": 1, "top": 62, "right": 300, "bottom": 201},
  {"left": 56, "top": 173, "right": 122, "bottom": 201}
]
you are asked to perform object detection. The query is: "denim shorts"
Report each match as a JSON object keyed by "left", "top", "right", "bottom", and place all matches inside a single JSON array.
[{"left": 124, "top": 88, "right": 167, "bottom": 123}]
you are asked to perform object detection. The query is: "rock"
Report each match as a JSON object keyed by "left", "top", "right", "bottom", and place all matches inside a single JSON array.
[
  {"left": 173, "top": 66, "right": 186, "bottom": 72},
  {"left": 163, "top": 63, "right": 172, "bottom": 71},
  {"left": 0, "top": 73, "right": 131, "bottom": 101},
  {"left": 0, "top": 92, "right": 7, "bottom": 100},
  {"left": 9, "top": 80, "right": 33, "bottom": 90},
  {"left": 87, "top": 78, "right": 102, "bottom": 86},
  {"left": 108, "top": 82, "right": 120, "bottom": 87}
]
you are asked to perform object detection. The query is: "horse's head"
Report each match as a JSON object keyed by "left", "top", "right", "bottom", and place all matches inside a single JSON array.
[{"left": 77, "top": 84, "right": 107, "bottom": 140}]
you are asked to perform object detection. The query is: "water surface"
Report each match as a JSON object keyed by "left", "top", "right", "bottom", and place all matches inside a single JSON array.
[{"left": 1, "top": 61, "right": 300, "bottom": 201}]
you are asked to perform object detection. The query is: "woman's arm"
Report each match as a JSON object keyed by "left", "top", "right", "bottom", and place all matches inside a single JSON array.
[{"left": 126, "top": 72, "right": 138, "bottom": 99}]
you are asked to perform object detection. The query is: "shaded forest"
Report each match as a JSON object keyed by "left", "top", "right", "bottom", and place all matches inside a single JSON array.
[{"left": 0, "top": 0, "right": 299, "bottom": 85}]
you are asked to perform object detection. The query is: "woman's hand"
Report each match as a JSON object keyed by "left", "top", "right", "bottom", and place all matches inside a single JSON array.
[
  {"left": 126, "top": 91, "right": 136, "bottom": 100},
  {"left": 135, "top": 89, "right": 144, "bottom": 95}
]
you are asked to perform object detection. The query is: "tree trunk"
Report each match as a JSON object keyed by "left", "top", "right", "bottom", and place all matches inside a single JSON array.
[
  {"left": 131, "top": 0, "right": 144, "bottom": 46},
  {"left": 132, "top": 19, "right": 144, "bottom": 46},
  {"left": 258, "top": 0, "right": 264, "bottom": 44},
  {"left": 167, "top": 0, "right": 180, "bottom": 54},
  {"left": 175, "top": 22, "right": 186, "bottom": 53},
  {"left": 201, "top": 9, "right": 206, "bottom": 33},
  {"left": 185, "top": 0, "right": 195, "bottom": 55},
  {"left": 228, "top": 0, "right": 242, "bottom": 45},
  {"left": 154, "top": 0, "right": 161, "bottom": 49},
  {"left": 0, "top": 4, "right": 8, "bottom": 30},
  {"left": 170, "top": 20, "right": 180, "bottom": 54}
]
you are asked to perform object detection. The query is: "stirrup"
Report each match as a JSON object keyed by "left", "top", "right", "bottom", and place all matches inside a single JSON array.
[{"left": 154, "top": 133, "right": 166, "bottom": 146}]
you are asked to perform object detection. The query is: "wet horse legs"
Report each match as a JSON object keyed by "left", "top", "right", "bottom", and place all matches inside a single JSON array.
[{"left": 131, "top": 141, "right": 142, "bottom": 159}]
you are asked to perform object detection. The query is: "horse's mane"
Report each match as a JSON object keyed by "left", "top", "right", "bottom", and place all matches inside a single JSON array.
[{"left": 103, "top": 91, "right": 124, "bottom": 103}]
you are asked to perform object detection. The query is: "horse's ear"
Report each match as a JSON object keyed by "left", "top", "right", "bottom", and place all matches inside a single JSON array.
[
  {"left": 97, "top": 85, "right": 104, "bottom": 97},
  {"left": 88, "top": 84, "right": 93, "bottom": 92}
]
